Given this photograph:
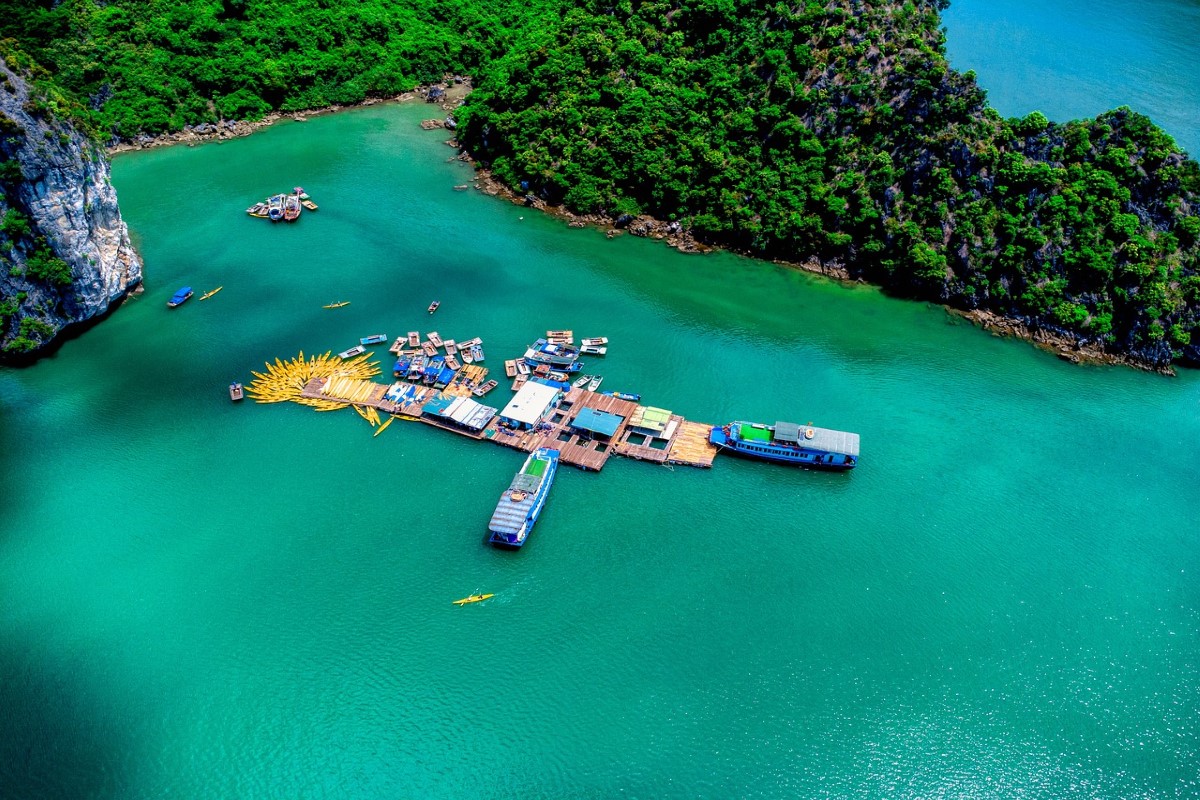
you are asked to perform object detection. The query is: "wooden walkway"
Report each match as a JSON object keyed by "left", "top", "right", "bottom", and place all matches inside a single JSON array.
[{"left": 301, "top": 376, "right": 720, "bottom": 470}]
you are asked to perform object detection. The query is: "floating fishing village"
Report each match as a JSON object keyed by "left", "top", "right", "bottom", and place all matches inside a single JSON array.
[{"left": 241, "top": 314, "right": 861, "bottom": 549}]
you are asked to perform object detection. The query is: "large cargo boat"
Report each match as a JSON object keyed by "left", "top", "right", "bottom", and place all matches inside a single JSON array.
[
  {"left": 710, "top": 421, "right": 859, "bottom": 470},
  {"left": 487, "top": 448, "right": 559, "bottom": 548}
]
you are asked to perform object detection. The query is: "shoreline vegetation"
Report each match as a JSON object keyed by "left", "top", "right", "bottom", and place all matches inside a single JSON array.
[{"left": 4, "top": 0, "right": 1199, "bottom": 373}]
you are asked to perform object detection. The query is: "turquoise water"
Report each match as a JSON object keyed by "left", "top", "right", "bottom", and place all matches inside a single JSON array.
[
  {"left": 2, "top": 103, "right": 1200, "bottom": 798},
  {"left": 943, "top": 0, "right": 1200, "bottom": 155}
]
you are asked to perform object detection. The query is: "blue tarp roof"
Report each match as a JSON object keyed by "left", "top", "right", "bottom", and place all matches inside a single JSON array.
[
  {"left": 571, "top": 407, "right": 623, "bottom": 437},
  {"left": 437, "top": 367, "right": 456, "bottom": 383},
  {"left": 423, "top": 395, "right": 453, "bottom": 415}
]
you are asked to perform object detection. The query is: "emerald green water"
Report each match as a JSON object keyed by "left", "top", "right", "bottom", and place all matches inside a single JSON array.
[{"left": 2, "top": 103, "right": 1199, "bottom": 798}]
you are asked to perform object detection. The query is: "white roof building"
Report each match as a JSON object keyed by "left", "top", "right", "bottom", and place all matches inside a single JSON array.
[{"left": 499, "top": 381, "right": 561, "bottom": 427}]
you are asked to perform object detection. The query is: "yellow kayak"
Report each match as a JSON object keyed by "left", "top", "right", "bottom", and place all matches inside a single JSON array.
[
  {"left": 323, "top": 301, "right": 350, "bottom": 309},
  {"left": 199, "top": 286, "right": 223, "bottom": 300},
  {"left": 452, "top": 593, "right": 494, "bottom": 606},
  {"left": 373, "top": 416, "right": 394, "bottom": 437}
]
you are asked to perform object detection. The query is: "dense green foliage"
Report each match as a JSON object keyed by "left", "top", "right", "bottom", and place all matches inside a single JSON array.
[{"left": 4, "top": 0, "right": 1200, "bottom": 366}]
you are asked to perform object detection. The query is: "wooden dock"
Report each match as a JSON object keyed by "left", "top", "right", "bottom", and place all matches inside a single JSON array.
[{"left": 300, "top": 375, "right": 719, "bottom": 470}]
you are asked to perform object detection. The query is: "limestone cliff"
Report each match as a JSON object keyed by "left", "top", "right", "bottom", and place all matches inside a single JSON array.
[{"left": 0, "top": 57, "right": 141, "bottom": 358}]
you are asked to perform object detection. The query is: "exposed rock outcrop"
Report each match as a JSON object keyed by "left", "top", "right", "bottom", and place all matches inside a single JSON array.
[{"left": 0, "top": 57, "right": 141, "bottom": 359}]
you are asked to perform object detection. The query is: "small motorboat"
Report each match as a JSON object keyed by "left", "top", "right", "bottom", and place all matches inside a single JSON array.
[
  {"left": 515, "top": 360, "right": 530, "bottom": 376},
  {"left": 587, "top": 375, "right": 604, "bottom": 392},
  {"left": 443, "top": 339, "right": 457, "bottom": 355},
  {"left": 267, "top": 194, "right": 284, "bottom": 222},
  {"left": 461, "top": 348, "right": 474, "bottom": 364},
  {"left": 360, "top": 334, "right": 388, "bottom": 346},
  {"left": 444, "top": 355, "right": 461, "bottom": 370},
  {"left": 470, "top": 345, "right": 485, "bottom": 362},
  {"left": 572, "top": 374, "right": 592, "bottom": 389},
  {"left": 581, "top": 345, "right": 607, "bottom": 356},
  {"left": 427, "top": 331, "right": 443, "bottom": 347},
  {"left": 300, "top": 199, "right": 318, "bottom": 211},
  {"left": 338, "top": 345, "right": 366, "bottom": 359},
  {"left": 581, "top": 337, "right": 608, "bottom": 346},
  {"left": 167, "top": 287, "right": 193, "bottom": 308},
  {"left": 511, "top": 374, "right": 528, "bottom": 391},
  {"left": 612, "top": 391, "right": 640, "bottom": 401},
  {"left": 547, "top": 370, "right": 569, "bottom": 382},
  {"left": 323, "top": 301, "right": 350, "bottom": 309},
  {"left": 199, "top": 286, "right": 223, "bottom": 301},
  {"left": 283, "top": 194, "right": 301, "bottom": 222},
  {"left": 229, "top": 382, "right": 244, "bottom": 401},
  {"left": 246, "top": 203, "right": 269, "bottom": 218},
  {"left": 452, "top": 593, "right": 494, "bottom": 606},
  {"left": 472, "top": 380, "right": 499, "bottom": 396},
  {"left": 407, "top": 331, "right": 420, "bottom": 347},
  {"left": 505, "top": 360, "right": 518, "bottom": 378},
  {"left": 428, "top": 300, "right": 440, "bottom": 314}
]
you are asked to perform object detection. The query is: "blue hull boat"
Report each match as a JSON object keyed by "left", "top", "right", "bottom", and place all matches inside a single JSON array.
[
  {"left": 167, "top": 287, "right": 193, "bottom": 308},
  {"left": 488, "top": 448, "right": 559, "bottom": 548},
  {"left": 710, "top": 421, "right": 859, "bottom": 470}
]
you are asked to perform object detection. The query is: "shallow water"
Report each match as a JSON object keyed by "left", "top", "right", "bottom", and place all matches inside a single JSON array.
[{"left": 1, "top": 103, "right": 1198, "bottom": 798}]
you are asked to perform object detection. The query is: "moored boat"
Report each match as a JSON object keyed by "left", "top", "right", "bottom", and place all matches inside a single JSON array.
[
  {"left": 511, "top": 374, "right": 528, "bottom": 391},
  {"left": 488, "top": 448, "right": 559, "bottom": 548},
  {"left": 581, "top": 337, "right": 608, "bottom": 346},
  {"left": 523, "top": 337, "right": 581, "bottom": 368},
  {"left": 709, "top": 420, "right": 860, "bottom": 470},
  {"left": 229, "top": 382, "right": 244, "bottom": 401},
  {"left": 407, "top": 331, "right": 420, "bottom": 347},
  {"left": 338, "top": 345, "right": 366, "bottom": 359},
  {"left": 406, "top": 354, "right": 427, "bottom": 380},
  {"left": 444, "top": 339, "right": 457, "bottom": 355},
  {"left": 452, "top": 593, "right": 494, "bottom": 606},
  {"left": 470, "top": 344, "right": 485, "bottom": 362},
  {"left": 300, "top": 199, "right": 318, "bottom": 211},
  {"left": 572, "top": 374, "right": 592, "bottom": 389},
  {"left": 587, "top": 375, "right": 603, "bottom": 392},
  {"left": 461, "top": 348, "right": 474, "bottom": 364},
  {"left": 267, "top": 194, "right": 284, "bottom": 221},
  {"left": 444, "top": 354, "right": 461, "bottom": 370},
  {"left": 472, "top": 379, "right": 499, "bottom": 396},
  {"left": 422, "top": 340, "right": 437, "bottom": 357},
  {"left": 515, "top": 360, "right": 530, "bottom": 376},
  {"left": 428, "top": 300, "right": 440, "bottom": 314},
  {"left": 580, "top": 345, "right": 607, "bottom": 356},
  {"left": 505, "top": 360, "right": 518, "bottom": 378},
  {"left": 427, "top": 331, "right": 443, "bottom": 348},
  {"left": 360, "top": 334, "right": 388, "bottom": 345},
  {"left": 167, "top": 287, "right": 193, "bottom": 308},
  {"left": 283, "top": 193, "right": 301, "bottom": 221}
]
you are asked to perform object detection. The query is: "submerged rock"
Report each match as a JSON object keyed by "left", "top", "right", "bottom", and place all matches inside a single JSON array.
[{"left": 0, "top": 57, "right": 141, "bottom": 359}]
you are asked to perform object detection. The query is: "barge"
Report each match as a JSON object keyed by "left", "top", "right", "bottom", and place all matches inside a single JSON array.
[{"left": 709, "top": 421, "right": 859, "bottom": 470}]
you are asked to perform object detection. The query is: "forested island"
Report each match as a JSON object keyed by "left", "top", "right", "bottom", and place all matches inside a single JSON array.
[{"left": 2, "top": 0, "right": 1199, "bottom": 370}]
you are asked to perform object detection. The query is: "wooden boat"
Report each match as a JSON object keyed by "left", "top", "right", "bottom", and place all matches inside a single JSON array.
[
  {"left": 461, "top": 348, "right": 474, "bottom": 364},
  {"left": 581, "top": 345, "right": 607, "bottom": 356},
  {"left": 443, "top": 339, "right": 457, "bottom": 355},
  {"left": 373, "top": 416, "right": 394, "bottom": 437},
  {"left": 407, "top": 331, "right": 420, "bottom": 347},
  {"left": 428, "top": 300, "right": 440, "bottom": 314},
  {"left": 581, "top": 337, "right": 608, "bottom": 346},
  {"left": 200, "top": 286, "right": 223, "bottom": 301},
  {"left": 229, "top": 382, "right": 244, "bottom": 401},
  {"left": 504, "top": 360, "right": 518, "bottom": 378},
  {"left": 533, "top": 364, "right": 549, "bottom": 376},
  {"left": 470, "top": 345, "right": 485, "bottom": 362},
  {"left": 587, "top": 375, "right": 603, "bottom": 392},
  {"left": 300, "top": 199, "right": 318, "bottom": 211},
  {"left": 167, "top": 287, "right": 193, "bottom": 308},
  {"left": 515, "top": 360, "right": 530, "bottom": 376},
  {"left": 461, "top": 337, "right": 482, "bottom": 348},
  {"left": 511, "top": 374, "right": 528, "bottom": 391},
  {"left": 427, "top": 332, "right": 443, "bottom": 348},
  {"left": 338, "top": 345, "right": 366, "bottom": 358},
  {"left": 472, "top": 380, "right": 499, "bottom": 396},
  {"left": 421, "top": 341, "right": 437, "bottom": 357},
  {"left": 360, "top": 334, "right": 388, "bottom": 345},
  {"left": 547, "top": 370, "right": 568, "bottom": 382},
  {"left": 324, "top": 301, "right": 350, "bottom": 309},
  {"left": 283, "top": 193, "right": 301, "bottom": 221},
  {"left": 572, "top": 374, "right": 592, "bottom": 389},
  {"left": 444, "top": 354, "right": 461, "bottom": 370},
  {"left": 547, "top": 329, "right": 573, "bottom": 340},
  {"left": 246, "top": 202, "right": 269, "bottom": 218},
  {"left": 452, "top": 593, "right": 494, "bottom": 606}
]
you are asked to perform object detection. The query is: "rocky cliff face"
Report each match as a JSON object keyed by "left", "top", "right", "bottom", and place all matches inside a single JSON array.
[{"left": 0, "top": 57, "right": 141, "bottom": 359}]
